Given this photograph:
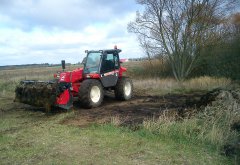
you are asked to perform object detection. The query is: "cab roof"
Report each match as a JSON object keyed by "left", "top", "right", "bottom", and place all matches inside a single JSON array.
[{"left": 86, "top": 49, "right": 122, "bottom": 54}]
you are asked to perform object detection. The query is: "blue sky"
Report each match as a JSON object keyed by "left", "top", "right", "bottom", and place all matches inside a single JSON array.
[{"left": 0, "top": 0, "right": 143, "bottom": 66}]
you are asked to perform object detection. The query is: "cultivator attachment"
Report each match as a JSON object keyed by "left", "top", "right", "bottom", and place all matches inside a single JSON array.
[{"left": 15, "top": 80, "right": 73, "bottom": 111}]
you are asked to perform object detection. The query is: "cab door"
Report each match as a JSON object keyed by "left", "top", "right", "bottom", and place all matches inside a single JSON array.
[{"left": 100, "top": 52, "right": 119, "bottom": 87}]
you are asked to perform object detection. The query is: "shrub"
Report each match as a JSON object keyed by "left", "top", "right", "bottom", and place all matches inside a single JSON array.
[{"left": 126, "top": 59, "right": 172, "bottom": 78}]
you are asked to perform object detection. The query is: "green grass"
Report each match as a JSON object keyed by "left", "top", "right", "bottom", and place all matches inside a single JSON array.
[{"left": 0, "top": 98, "right": 235, "bottom": 165}]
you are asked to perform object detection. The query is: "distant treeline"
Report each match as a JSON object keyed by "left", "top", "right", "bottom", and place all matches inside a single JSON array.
[
  {"left": 128, "top": 58, "right": 148, "bottom": 61},
  {"left": 0, "top": 63, "right": 72, "bottom": 70}
]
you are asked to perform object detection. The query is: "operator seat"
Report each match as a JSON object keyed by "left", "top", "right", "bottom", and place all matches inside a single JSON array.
[{"left": 101, "top": 60, "right": 114, "bottom": 73}]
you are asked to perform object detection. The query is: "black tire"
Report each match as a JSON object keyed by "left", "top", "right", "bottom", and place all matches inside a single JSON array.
[
  {"left": 115, "top": 77, "right": 133, "bottom": 100},
  {"left": 78, "top": 79, "right": 104, "bottom": 108}
]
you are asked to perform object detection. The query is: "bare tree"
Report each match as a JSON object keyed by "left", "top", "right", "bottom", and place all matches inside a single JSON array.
[
  {"left": 138, "top": 36, "right": 153, "bottom": 65},
  {"left": 128, "top": 0, "right": 237, "bottom": 81}
]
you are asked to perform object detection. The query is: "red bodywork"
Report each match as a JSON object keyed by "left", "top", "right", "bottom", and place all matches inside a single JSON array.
[
  {"left": 56, "top": 89, "right": 71, "bottom": 105},
  {"left": 55, "top": 66, "right": 127, "bottom": 108},
  {"left": 59, "top": 68, "right": 83, "bottom": 97}
]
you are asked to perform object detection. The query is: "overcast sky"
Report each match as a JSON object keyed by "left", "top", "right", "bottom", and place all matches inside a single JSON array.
[{"left": 0, "top": 0, "right": 143, "bottom": 66}]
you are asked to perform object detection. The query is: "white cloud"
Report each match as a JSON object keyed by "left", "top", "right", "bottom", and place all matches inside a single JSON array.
[
  {"left": 0, "top": 12, "right": 142, "bottom": 65},
  {"left": 0, "top": 0, "right": 138, "bottom": 30},
  {"left": 0, "top": 0, "right": 143, "bottom": 66}
]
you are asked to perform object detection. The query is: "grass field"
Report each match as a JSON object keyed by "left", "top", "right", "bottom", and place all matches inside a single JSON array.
[
  {"left": 0, "top": 63, "right": 239, "bottom": 164},
  {"left": 0, "top": 98, "right": 235, "bottom": 165}
]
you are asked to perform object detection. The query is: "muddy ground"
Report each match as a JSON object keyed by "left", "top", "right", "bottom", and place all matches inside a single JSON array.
[
  {"left": 61, "top": 92, "right": 203, "bottom": 127},
  {"left": 1, "top": 91, "right": 205, "bottom": 127},
  {"left": 64, "top": 93, "right": 202, "bottom": 127}
]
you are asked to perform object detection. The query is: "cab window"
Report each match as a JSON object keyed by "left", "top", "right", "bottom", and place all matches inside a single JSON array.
[{"left": 101, "top": 53, "right": 114, "bottom": 73}]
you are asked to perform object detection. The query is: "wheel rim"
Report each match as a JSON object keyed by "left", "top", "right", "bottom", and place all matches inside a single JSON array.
[
  {"left": 124, "top": 82, "right": 131, "bottom": 96},
  {"left": 90, "top": 86, "right": 101, "bottom": 103}
]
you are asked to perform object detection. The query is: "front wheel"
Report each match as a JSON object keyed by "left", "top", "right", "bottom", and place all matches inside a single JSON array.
[
  {"left": 115, "top": 77, "right": 133, "bottom": 101},
  {"left": 78, "top": 79, "right": 104, "bottom": 108}
]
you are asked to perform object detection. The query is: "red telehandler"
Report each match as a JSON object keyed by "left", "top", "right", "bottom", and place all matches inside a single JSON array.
[{"left": 15, "top": 46, "right": 133, "bottom": 111}]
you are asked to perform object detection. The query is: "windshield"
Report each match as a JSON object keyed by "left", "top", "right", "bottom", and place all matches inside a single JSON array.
[{"left": 84, "top": 52, "right": 101, "bottom": 73}]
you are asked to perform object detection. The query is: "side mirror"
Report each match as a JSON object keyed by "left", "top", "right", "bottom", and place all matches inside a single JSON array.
[
  {"left": 61, "top": 60, "right": 65, "bottom": 71},
  {"left": 81, "top": 57, "right": 86, "bottom": 65}
]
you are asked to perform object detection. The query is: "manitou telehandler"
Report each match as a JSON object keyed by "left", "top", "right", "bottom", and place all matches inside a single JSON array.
[{"left": 15, "top": 46, "right": 133, "bottom": 111}]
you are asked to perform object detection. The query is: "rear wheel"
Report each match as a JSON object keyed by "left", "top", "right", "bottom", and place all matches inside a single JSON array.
[
  {"left": 78, "top": 79, "right": 104, "bottom": 108},
  {"left": 115, "top": 77, "right": 133, "bottom": 100}
]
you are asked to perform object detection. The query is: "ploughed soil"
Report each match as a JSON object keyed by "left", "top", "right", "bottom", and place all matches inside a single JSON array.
[{"left": 61, "top": 91, "right": 204, "bottom": 127}]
